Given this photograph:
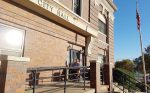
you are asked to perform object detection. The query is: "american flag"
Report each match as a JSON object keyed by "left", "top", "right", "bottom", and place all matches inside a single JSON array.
[{"left": 136, "top": 3, "right": 141, "bottom": 30}]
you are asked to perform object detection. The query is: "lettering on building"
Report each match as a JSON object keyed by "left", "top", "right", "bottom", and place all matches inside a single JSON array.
[
  {"left": 36, "top": 0, "right": 69, "bottom": 21},
  {"left": 57, "top": 9, "right": 69, "bottom": 21}
]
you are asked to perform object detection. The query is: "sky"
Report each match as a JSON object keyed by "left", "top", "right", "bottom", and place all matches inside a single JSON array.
[{"left": 114, "top": 0, "right": 150, "bottom": 61}]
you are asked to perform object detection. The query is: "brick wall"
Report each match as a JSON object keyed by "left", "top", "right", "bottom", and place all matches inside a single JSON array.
[
  {"left": 90, "top": 60, "right": 101, "bottom": 93},
  {"left": 59, "top": 0, "right": 90, "bottom": 21},
  {"left": 87, "top": 0, "right": 108, "bottom": 66},
  {"left": 0, "top": 0, "right": 85, "bottom": 68},
  {"left": 89, "top": 0, "right": 99, "bottom": 31},
  {"left": 108, "top": 18, "right": 115, "bottom": 66},
  {"left": 0, "top": 0, "right": 115, "bottom": 90},
  {"left": 0, "top": 55, "right": 29, "bottom": 93}
]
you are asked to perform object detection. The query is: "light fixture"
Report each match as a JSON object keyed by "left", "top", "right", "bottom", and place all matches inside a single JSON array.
[{"left": 67, "top": 45, "right": 71, "bottom": 51}]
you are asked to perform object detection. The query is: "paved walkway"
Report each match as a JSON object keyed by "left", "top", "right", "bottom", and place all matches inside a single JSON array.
[{"left": 25, "top": 81, "right": 95, "bottom": 93}]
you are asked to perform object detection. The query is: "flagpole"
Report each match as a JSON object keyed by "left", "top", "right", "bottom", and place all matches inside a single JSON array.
[
  {"left": 138, "top": 28, "right": 147, "bottom": 92},
  {"left": 136, "top": 0, "right": 147, "bottom": 92}
]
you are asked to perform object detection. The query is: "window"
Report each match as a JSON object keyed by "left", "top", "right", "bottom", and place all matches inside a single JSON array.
[
  {"left": 70, "top": 49, "right": 80, "bottom": 65},
  {"left": 98, "top": 54, "right": 105, "bottom": 84},
  {"left": 0, "top": 23, "right": 25, "bottom": 57},
  {"left": 98, "top": 19, "right": 107, "bottom": 35},
  {"left": 97, "top": 54, "right": 104, "bottom": 65},
  {"left": 99, "top": 4, "right": 103, "bottom": 14},
  {"left": 69, "top": 49, "right": 84, "bottom": 66},
  {"left": 73, "top": 0, "right": 82, "bottom": 16}
]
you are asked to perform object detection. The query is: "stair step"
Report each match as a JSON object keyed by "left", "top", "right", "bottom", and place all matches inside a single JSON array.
[
  {"left": 113, "top": 82, "right": 118, "bottom": 86},
  {"left": 98, "top": 85, "right": 109, "bottom": 92},
  {"left": 113, "top": 83, "right": 128, "bottom": 93},
  {"left": 84, "top": 89, "right": 95, "bottom": 93}
]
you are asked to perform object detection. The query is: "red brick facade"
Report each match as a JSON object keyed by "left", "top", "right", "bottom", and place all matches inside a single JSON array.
[
  {"left": 0, "top": 55, "right": 29, "bottom": 93},
  {"left": 0, "top": 0, "right": 116, "bottom": 92},
  {"left": 90, "top": 60, "right": 101, "bottom": 93}
]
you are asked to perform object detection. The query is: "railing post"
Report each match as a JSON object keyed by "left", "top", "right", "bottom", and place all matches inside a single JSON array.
[
  {"left": 83, "top": 66, "right": 86, "bottom": 90},
  {"left": 122, "top": 74, "right": 125, "bottom": 93},
  {"left": 0, "top": 55, "right": 29, "bottom": 93},
  {"left": 128, "top": 79, "right": 130, "bottom": 92},
  {"left": 32, "top": 70, "right": 37, "bottom": 93},
  {"left": 102, "top": 66, "right": 105, "bottom": 85},
  {"left": 90, "top": 60, "right": 101, "bottom": 93},
  {"left": 147, "top": 87, "right": 149, "bottom": 93},
  {"left": 64, "top": 68, "right": 67, "bottom": 93}
]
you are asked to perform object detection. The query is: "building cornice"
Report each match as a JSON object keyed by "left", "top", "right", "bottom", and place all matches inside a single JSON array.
[
  {"left": 0, "top": 55, "right": 30, "bottom": 62},
  {"left": 53, "top": 0, "right": 90, "bottom": 25},
  {"left": 13, "top": 0, "right": 98, "bottom": 37},
  {"left": 106, "top": 0, "right": 117, "bottom": 11}
]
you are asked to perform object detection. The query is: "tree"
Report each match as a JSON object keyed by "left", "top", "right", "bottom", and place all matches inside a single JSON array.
[
  {"left": 115, "top": 59, "right": 135, "bottom": 72},
  {"left": 145, "top": 45, "right": 150, "bottom": 55},
  {"left": 134, "top": 45, "right": 150, "bottom": 73}
]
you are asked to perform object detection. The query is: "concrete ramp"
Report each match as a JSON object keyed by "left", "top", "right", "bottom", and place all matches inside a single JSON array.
[{"left": 26, "top": 82, "right": 95, "bottom": 93}]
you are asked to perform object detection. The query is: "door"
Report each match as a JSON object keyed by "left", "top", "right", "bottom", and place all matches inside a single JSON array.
[
  {"left": 98, "top": 54, "right": 105, "bottom": 84},
  {"left": 69, "top": 49, "right": 82, "bottom": 66}
]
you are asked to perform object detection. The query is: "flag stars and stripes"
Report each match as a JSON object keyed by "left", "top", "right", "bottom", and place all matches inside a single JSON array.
[{"left": 136, "top": 9, "right": 141, "bottom": 30}]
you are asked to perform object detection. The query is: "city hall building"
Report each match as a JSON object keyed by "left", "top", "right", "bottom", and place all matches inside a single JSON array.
[{"left": 0, "top": 0, "right": 116, "bottom": 92}]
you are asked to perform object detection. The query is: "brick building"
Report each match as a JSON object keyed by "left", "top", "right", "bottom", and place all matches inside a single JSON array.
[{"left": 0, "top": 0, "right": 116, "bottom": 92}]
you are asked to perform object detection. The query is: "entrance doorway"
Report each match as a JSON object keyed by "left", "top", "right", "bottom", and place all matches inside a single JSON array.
[
  {"left": 69, "top": 49, "right": 82, "bottom": 66},
  {"left": 98, "top": 54, "right": 105, "bottom": 84}
]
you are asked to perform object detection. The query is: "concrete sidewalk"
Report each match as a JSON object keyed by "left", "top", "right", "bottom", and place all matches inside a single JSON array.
[{"left": 25, "top": 81, "right": 95, "bottom": 93}]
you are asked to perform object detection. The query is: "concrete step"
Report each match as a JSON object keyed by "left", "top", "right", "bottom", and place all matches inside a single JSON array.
[
  {"left": 113, "top": 82, "right": 118, "bottom": 86},
  {"left": 113, "top": 83, "right": 128, "bottom": 93},
  {"left": 113, "top": 87, "right": 128, "bottom": 93},
  {"left": 26, "top": 87, "right": 95, "bottom": 93},
  {"left": 98, "top": 85, "right": 109, "bottom": 92},
  {"left": 25, "top": 81, "right": 94, "bottom": 93},
  {"left": 113, "top": 82, "right": 147, "bottom": 93},
  {"left": 84, "top": 89, "right": 95, "bottom": 93}
]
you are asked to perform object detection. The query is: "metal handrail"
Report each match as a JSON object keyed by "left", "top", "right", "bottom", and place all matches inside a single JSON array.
[
  {"left": 113, "top": 83, "right": 128, "bottom": 93},
  {"left": 113, "top": 68, "right": 150, "bottom": 92},
  {"left": 116, "top": 70, "right": 150, "bottom": 90},
  {"left": 27, "top": 66, "right": 90, "bottom": 72},
  {"left": 114, "top": 70, "right": 142, "bottom": 91},
  {"left": 26, "top": 66, "right": 90, "bottom": 93},
  {"left": 115, "top": 68, "right": 144, "bottom": 84}
]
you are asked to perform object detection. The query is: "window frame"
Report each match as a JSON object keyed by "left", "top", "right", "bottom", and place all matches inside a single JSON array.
[
  {"left": 69, "top": 49, "right": 80, "bottom": 65},
  {"left": 69, "top": 48, "right": 85, "bottom": 67},
  {"left": 0, "top": 23, "right": 25, "bottom": 57},
  {"left": 98, "top": 19, "right": 107, "bottom": 35},
  {"left": 97, "top": 54, "right": 105, "bottom": 64},
  {"left": 72, "top": 0, "right": 82, "bottom": 16}
]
